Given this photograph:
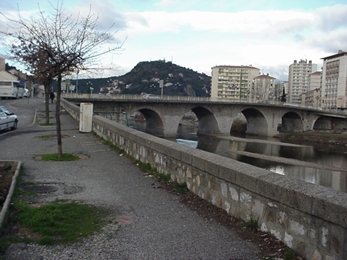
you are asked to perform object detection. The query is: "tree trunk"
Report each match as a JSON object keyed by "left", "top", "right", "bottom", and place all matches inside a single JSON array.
[{"left": 56, "top": 73, "right": 63, "bottom": 158}]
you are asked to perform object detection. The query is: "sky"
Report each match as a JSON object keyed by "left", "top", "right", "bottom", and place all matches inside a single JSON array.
[{"left": 1, "top": 0, "right": 347, "bottom": 81}]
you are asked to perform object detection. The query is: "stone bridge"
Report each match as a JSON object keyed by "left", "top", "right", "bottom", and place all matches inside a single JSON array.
[{"left": 65, "top": 95, "right": 347, "bottom": 138}]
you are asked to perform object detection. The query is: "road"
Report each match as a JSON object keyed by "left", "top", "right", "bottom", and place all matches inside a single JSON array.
[{"left": 0, "top": 97, "right": 38, "bottom": 135}]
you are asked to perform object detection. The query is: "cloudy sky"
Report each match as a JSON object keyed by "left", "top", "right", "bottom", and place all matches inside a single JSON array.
[{"left": 1, "top": 0, "right": 347, "bottom": 81}]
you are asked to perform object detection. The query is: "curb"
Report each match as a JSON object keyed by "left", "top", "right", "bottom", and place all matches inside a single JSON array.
[{"left": 0, "top": 160, "right": 21, "bottom": 233}]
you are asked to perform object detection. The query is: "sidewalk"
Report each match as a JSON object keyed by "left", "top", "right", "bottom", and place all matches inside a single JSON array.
[{"left": 2, "top": 98, "right": 263, "bottom": 260}]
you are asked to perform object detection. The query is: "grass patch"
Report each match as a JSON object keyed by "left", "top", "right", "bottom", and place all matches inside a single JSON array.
[
  {"left": 37, "top": 153, "right": 80, "bottom": 161},
  {"left": 283, "top": 248, "right": 297, "bottom": 260},
  {"left": 135, "top": 161, "right": 171, "bottom": 183},
  {"left": 173, "top": 182, "right": 189, "bottom": 194},
  {"left": 12, "top": 200, "right": 109, "bottom": 245},
  {"left": 38, "top": 134, "right": 69, "bottom": 139},
  {"left": 39, "top": 123, "right": 55, "bottom": 126},
  {"left": 244, "top": 215, "right": 259, "bottom": 231}
]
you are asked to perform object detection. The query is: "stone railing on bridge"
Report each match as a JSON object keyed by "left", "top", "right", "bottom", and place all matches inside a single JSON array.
[
  {"left": 61, "top": 99, "right": 347, "bottom": 260},
  {"left": 61, "top": 93, "right": 347, "bottom": 115}
]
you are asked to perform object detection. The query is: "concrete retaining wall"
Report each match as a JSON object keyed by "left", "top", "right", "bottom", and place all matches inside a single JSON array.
[{"left": 62, "top": 99, "right": 347, "bottom": 260}]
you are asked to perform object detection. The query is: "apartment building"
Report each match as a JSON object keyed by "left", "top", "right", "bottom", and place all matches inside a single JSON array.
[
  {"left": 211, "top": 65, "right": 260, "bottom": 101},
  {"left": 321, "top": 50, "right": 347, "bottom": 109},
  {"left": 252, "top": 74, "right": 276, "bottom": 102},
  {"left": 288, "top": 59, "right": 317, "bottom": 104}
]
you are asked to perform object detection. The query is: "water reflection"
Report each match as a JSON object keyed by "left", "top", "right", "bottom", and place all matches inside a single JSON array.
[{"left": 129, "top": 119, "right": 347, "bottom": 193}]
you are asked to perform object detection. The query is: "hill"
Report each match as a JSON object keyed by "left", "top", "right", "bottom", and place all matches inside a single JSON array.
[{"left": 75, "top": 60, "right": 211, "bottom": 96}]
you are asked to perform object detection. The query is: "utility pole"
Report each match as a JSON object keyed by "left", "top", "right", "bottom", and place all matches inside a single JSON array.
[{"left": 160, "top": 80, "right": 164, "bottom": 99}]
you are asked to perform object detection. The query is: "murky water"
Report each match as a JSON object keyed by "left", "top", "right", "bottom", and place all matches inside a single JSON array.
[{"left": 129, "top": 120, "right": 347, "bottom": 193}]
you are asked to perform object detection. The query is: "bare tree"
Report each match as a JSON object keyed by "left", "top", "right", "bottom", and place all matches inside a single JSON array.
[{"left": 1, "top": 1, "right": 125, "bottom": 157}]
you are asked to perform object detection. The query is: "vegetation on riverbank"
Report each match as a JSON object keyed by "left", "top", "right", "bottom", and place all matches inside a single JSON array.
[{"left": 275, "top": 131, "right": 347, "bottom": 147}]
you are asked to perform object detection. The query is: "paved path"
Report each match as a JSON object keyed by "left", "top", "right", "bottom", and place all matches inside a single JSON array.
[{"left": 1, "top": 98, "right": 260, "bottom": 260}]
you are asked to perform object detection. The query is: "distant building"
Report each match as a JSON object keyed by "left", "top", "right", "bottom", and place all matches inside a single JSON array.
[
  {"left": 321, "top": 50, "right": 347, "bottom": 109},
  {"left": 0, "top": 70, "right": 18, "bottom": 81},
  {"left": 211, "top": 65, "right": 260, "bottom": 101},
  {"left": 275, "top": 81, "right": 288, "bottom": 102},
  {"left": 301, "top": 88, "right": 321, "bottom": 108},
  {"left": 252, "top": 74, "right": 276, "bottom": 102},
  {"left": 0, "top": 57, "right": 5, "bottom": 71},
  {"left": 308, "top": 71, "right": 322, "bottom": 91},
  {"left": 288, "top": 59, "right": 317, "bottom": 104},
  {"left": 300, "top": 71, "right": 322, "bottom": 107}
]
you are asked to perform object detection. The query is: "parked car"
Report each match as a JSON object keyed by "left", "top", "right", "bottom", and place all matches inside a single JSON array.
[
  {"left": 142, "top": 94, "right": 160, "bottom": 100},
  {"left": 23, "top": 88, "right": 31, "bottom": 98},
  {"left": 0, "top": 105, "right": 18, "bottom": 131}
]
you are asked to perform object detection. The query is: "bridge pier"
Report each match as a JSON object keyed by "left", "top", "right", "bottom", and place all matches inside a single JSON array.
[{"left": 162, "top": 115, "right": 184, "bottom": 138}]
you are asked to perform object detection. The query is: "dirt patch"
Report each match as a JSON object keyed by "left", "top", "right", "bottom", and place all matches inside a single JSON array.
[
  {"left": 0, "top": 162, "right": 16, "bottom": 208},
  {"left": 33, "top": 154, "right": 89, "bottom": 161}
]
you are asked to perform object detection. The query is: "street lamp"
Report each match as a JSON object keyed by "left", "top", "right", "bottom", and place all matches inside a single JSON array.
[
  {"left": 159, "top": 80, "right": 164, "bottom": 99},
  {"left": 76, "top": 70, "right": 79, "bottom": 94},
  {"left": 87, "top": 81, "right": 93, "bottom": 96}
]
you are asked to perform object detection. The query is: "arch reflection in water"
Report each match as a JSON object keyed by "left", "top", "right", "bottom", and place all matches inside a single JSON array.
[{"left": 129, "top": 118, "right": 347, "bottom": 193}]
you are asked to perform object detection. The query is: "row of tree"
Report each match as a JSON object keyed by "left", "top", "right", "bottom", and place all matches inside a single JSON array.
[{"left": 0, "top": 1, "right": 124, "bottom": 157}]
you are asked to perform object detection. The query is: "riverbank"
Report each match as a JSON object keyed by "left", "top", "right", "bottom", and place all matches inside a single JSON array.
[{"left": 275, "top": 131, "right": 347, "bottom": 150}]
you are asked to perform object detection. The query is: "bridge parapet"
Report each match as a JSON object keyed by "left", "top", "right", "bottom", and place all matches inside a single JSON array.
[{"left": 64, "top": 96, "right": 347, "bottom": 137}]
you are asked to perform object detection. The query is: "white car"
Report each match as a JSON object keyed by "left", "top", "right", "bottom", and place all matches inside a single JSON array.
[
  {"left": 0, "top": 105, "right": 18, "bottom": 131},
  {"left": 142, "top": 94, "right": 160, "bottom": 100},
  {"left": 23, "top": 88, "right": 31, "bottom": 97}
]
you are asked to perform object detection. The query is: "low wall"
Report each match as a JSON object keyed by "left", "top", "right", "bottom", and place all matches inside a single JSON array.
[{"left": 62, "top": 99, "right": 347, "bottom": 260}]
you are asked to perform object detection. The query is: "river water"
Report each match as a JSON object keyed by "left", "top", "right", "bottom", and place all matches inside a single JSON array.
[{"left": 129, "top": 119, "right": 347, "bottom": 193}]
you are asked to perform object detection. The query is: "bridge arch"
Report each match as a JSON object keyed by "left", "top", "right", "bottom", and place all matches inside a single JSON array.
[
  {"left": 279, "top": 112, "right": 303, "bottom": 133},
  {"left": 137, "top": 108, "right": 164, "bottom": 137},
  {"left": 313, "top": 116, "right": 347, "bottom": 131},
  {"left": 241, "top": 108, "right": 268, "bottom": 136},
  {"left": 191, "top": 106, "right": 220, "bottom": 135}
]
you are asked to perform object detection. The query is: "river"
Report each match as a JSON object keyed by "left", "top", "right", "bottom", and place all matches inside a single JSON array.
[{"left": 129, "top": 119, "right": 347, "bottom": 193}]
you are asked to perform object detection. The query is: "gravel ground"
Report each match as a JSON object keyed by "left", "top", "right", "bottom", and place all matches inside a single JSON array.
[{"left": 0, "top": 98, "right": 289, "bottom": 260}]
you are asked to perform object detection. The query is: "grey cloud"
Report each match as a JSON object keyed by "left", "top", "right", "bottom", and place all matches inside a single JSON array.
[{"left": 315, "top": 5, "right": 347, "bottom": 31}]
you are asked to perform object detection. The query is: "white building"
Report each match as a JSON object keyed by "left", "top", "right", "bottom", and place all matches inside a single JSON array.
[
  {"left": 321, "top": 50, "right": 347, "bottom": 109},
  {"left": 211, "top": 65, "right": 260, "bottom": 101},
  {"left": 288, "top": 59, "right": 317, "bottom": 104}
]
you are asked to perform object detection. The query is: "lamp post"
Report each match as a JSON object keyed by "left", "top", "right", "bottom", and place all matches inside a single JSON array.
[
  {"left": 87, "top": 81, "right": 93, "bottom": 97},
  {"left": 159, "top": 80, "right": 164, "bottom": 99},
  {"left": 76, "top": 70, "right": 79, "bottom": 94}
]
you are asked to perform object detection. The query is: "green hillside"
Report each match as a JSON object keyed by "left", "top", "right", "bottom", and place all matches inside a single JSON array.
[{"left": 72, "top": 60, "right": 211, "bottom": 97}]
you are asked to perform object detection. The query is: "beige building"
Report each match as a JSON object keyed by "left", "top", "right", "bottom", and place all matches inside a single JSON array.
[
  {"left": 300, "top": 71, "right": 322, "bottom": 107},
  {"left": 288, "top": 59, "right": 317, "bottom": 104},
  {"left": 0, "top": 57, "right": 5, "bottom": 71},
  {"left": 301, "top": 88, "right": 321, "bottom": 108},
  {"left": 252, "top": 74, "right": 276, "bottom": 102},
  {"left": 321, "top": 50, "right": 347, "bottom": 109},
  {"left": 211, "top": 65, "right": 260, "bottom": 101},
  {"left": 308, "top": 71, "right": 322, "bottom": 91}
]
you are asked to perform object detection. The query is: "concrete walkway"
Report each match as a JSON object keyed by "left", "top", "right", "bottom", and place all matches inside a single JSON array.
[{"left": 1, "top": 97, "right": 260, "bottom": 260}]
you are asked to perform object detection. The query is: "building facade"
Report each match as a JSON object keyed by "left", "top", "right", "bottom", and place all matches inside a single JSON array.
[
  {"left": 301, "top": 88, "right": 321, "bottom": 108},
  {"left": 211, "top": 65, "right": 260, "bottom": 101},
  {"left": 252, "top": 74, "right": 276, "bottom": 102},
  {"left": 275, "top": 81, "right": 288, "bottom": 102},
  {"left": 321, "top": 50, "right": 347, "bottom": 109},
  {"left": 288, "top": 59, "right": 317, "bottom": 104},
  {"left": 308, "top": 71, "right": 322, "bottom": 91}
]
